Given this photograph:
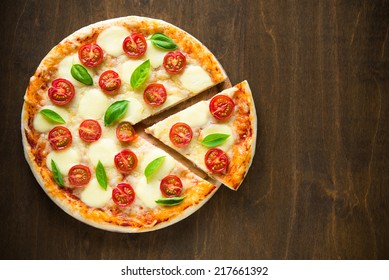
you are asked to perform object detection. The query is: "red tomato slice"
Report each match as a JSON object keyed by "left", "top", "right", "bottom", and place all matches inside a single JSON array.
[
  {"left": 99, "top": 70, "right": 121, "bottom": 94},
  {"left": 163, "top": 51, "right": 186, "bottom": 74},
  {"left": 48, "top": 78, "right": 75, "bottom": 106},
  {"left": 122, "top": 33, "right": 147, "bottom": 58},
  {"left": 160, "top": 175, "right": 183, "bottom": 198},
  {"left": 205, "top": 148, "right": 229, "bottom": 173},
  {"left": 68, "top": 164, "right": 91, "bottom": 187},
  {"left": 143, "top": 83, "right": 167, "bottom": 106},
  {"left": 78, "top": 43, "right": 104, "bottom": 67},
  {"left": 48, "top": 126, "right": 72, "bottom": 150},
  {"left": 112, "top": 183, "right": 135, "bottom": 207},
  {"left": 114, "top": 150, "right": 138, "bottom": 174},
  {"left": 116, "top": 122, "right": 137, "bottom": 142},
  {"left": 169, "top": 122, "right": 193, "bottom": 148},
  {"left": 78, "top": 119, "right": 102, "bottom": 143},
  {"left": 209, "top": 95, "right": 235, "bottom": 120}
]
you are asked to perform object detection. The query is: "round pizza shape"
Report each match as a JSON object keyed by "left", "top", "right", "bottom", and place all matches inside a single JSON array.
[{"left": 21, "top": 16, "right": 255, "bottom": 232}]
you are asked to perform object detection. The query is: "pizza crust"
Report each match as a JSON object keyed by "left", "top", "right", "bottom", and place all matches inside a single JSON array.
[
  {"left": 21, "top": 16, "right": 251, "bottom": 232},
  {"left": 218, "top": 81, "right": 257, "bottom": 190}
]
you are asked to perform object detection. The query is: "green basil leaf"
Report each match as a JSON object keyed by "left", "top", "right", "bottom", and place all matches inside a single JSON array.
[
  {"left": 40, "top": 109, "right": 66, "bottom": 124},
  {"left": 51, "top": 160, "right": 65, "bottom": 187},
  {"left": 200, "top": 133, "right": 230, "bottom": 147},
  {"left": 96, "top": 160, "right": 108, "bottom": 191},
  {"left": 71, "top": 64, "right": 93, "bottom": 85},
  {"left": 150, "top": 33, "right": 178, "bottom": 50},
  {"left": 104, "top": 100, "right": 129, "bottom": 126},
  {"left": 130, "top": 60, "right": 150, "bottom": 89},
  {"left": 155, "top": 196, "right": 186, "bottom": 206},
  {"left": 144, "top": 156, "right": 166, "bottom": 182}
]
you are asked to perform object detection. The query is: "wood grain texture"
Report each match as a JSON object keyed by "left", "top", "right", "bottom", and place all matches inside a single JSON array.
[{"left": 1, "top": 0, "right": 389, "bottom": 260}]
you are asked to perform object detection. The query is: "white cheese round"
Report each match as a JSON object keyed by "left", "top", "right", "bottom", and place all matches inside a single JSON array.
[
  {"left": 133, "top": 177, "right": 162, "bottom": 208},
  {"left": 46, "top": 148, "right": 81, "bottom": 175},
  {"left": 96, "top": 26, "right": 130, "bottom": 57},
  {"left": 178, "top": 65, "right": 213, "bottom": 93},
  {"left": 179, "top": 101, "right": 212, "bottom": 127},
  {"left": 122, "top": 97, "right": 145, "bottom": 125},
  {"left": 78, "top": 89, "right": 109, "bottom": 119},
  {"left": 87, "top": 138, "right": 118, "bottom": 167},
  {"left": 139, "top": 149, "right": 175, "bottom": 181},
  {"left": 57, "top": 55, "right": 91, "bottom": 88},
  {"left": 80, "top": 179, "right": 112, "bottom": 208},
  {"left": 33, "top": 105, "right": 70, "bottom": 133},
  {"left": 118, "top": 59, "right": 145, "bottom": 86},
  {"left": 145, "top": 41, "right": 167, "bottom": 68},
  {"left": 200, "top": 124, "right": 234, "bottom": 152}
]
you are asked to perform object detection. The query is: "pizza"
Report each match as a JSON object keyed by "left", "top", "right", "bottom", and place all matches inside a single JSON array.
[
  {"left": 146, "top": 81, "right": 256, "bottom": 190},
  {"left": 21, "top": 16, "right": 256, "bottom": 232}
]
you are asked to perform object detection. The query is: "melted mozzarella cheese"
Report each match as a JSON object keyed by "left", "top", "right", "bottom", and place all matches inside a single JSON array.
[
  {"left": 178, "top": 65, "right": 213, "bottom": 93},
  {"left": 33, "top": 105, "right": 70, "bottom": 133},
  {"left": 96, "top": 26, "right": 130, "bottom": 57},
  {"left": 160, "top": 95, "right": 181, "bottom": 110},
  {"left": 200, "top": 124, "right": 234, "bottom": 151},
  {"left": 78, "top": 89, "right": 108, "bottom": 119},
  {"left": 180, "top": 101, "right": 212, "bottom": 127},
  {"left": 46, "top": 148, "right": 81, "bottom": 175},
  {"left": 118, "top": 59, "right": 144, "bottom": 86},
  {"left": 87, "top": 138, "right": 118, "bottom": 167},
  {"left": 105, "top": 167, "right": 123, "bottom": 186},
  {"left": 145, "top": 41, "right": 167, "bottom": 68},
  {"left": 139, "top": 149, "right": 176, "bottom": 181},
  {"left": 133, "top": 177, "right": 161, "bottom": 208},
  {"left": 57, "top": 55, "right": 89, "bottom": 87},
  {"left": 122, "top": 97, "right": 145, "bottom": 124},
  {"left": 80, "top": 179, "right": 112, "bottom": 208}
]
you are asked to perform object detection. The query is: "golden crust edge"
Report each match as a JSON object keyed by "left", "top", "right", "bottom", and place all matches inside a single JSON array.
[{"left": 215, "top": 80, "right": 257, "bottom": 190}]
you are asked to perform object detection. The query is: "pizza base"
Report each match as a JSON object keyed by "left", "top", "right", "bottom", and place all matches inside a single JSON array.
[{"left": 21, "top": 16, "right": 253, "bottom": 233}]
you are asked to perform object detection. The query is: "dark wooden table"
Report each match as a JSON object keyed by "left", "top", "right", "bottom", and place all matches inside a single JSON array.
[{"left": 1, "top": 0, "right": 388, "bottom": 260}]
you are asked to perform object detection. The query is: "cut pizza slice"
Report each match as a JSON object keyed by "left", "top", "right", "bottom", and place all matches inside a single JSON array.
[{"left": 146, "top": 80, "right": 257, "bottom": 190}]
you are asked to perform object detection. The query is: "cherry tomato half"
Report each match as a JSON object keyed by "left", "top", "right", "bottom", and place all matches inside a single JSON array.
[
  {"left": 204, "top": 148, "right": 229, "bottom": 173},
  {"left": 122, "top": 33, "right": 147, "bottom": 58},
  {"left": 48, "top": 78, "right": 75, "bottom": 106},
  {"left": 78, "top": 43, "right": 104, "bottom": 67},
  {"left": 114, "top": 150, "right": 138, "bottom": 174},
  {"left": 169, "top": 122, "right": 193, "bottom": 148},
  {"left": 78, "top": 119, "right": 102, "bottom": 143},
  {"left": 160, "top": 175, "right": 183, "bottom": 198},
  {"left": 209, "top": 95, "right": 235, "bottom": 121},
  {"left": 48, "top": 126, "right": 72, "bottom": 150},
  {"left": 163, "top": 51, "right": 186, "bottom": 74},
  {"left": 116, "top": 122, "right": 137, "bottom": 143},
  {"left": 99, "top": 70, "right": 121, "bottom": 94},
  {"left": 112, "top": 183, "right": 135, "bottom": 207},
  {"left": 68, "top": 164, "right": 91, "bottom": 187},
  {"left": 143, "top": 83, "right": 167, "bottom": 107}
]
